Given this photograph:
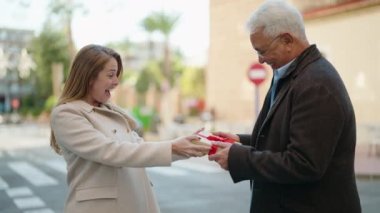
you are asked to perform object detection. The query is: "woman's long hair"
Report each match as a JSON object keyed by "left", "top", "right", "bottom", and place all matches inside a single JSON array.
[{"left": 50, "top": 44, "right": 124, "bottom": 154}]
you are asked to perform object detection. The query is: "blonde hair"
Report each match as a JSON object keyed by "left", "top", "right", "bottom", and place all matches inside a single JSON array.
[{"left": 50, "top": 44, "right": 125, "bottom": 154}]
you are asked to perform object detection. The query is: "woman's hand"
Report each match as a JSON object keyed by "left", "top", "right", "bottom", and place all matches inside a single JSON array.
[{"left": 172, "top": 135, "right": 211, "bottom": 158}]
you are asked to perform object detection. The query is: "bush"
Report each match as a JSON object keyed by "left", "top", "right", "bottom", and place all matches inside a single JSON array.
[{"left": 44, "top": 95, "right": 58, "bottom": 113}]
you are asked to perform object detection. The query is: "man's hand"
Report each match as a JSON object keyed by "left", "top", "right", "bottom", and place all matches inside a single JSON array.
[{"left": 208, "top": 142, "right": 233, "bottom": 170}]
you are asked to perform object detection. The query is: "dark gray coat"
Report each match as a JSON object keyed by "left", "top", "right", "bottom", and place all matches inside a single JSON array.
[{"left": 229, "top": 45, "right": 361, "bottom": 213}]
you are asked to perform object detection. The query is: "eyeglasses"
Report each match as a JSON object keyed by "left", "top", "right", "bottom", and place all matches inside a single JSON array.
[{"left": 256, "top": 35, "right": 282, "bottom": 57}]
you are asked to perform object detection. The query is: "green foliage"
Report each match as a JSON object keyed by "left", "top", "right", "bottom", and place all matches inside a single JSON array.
[
  {"left": 141, "top": 11, "right": 180, "bottom": 90},
  {"left": 141, "top": 16, "right": 157, "bottom": 34},
  {"left": 44, "top": 95, "right": 58, "bottom": 113},
  {"left": 170, "top": 51, "right": 186, "bottom": 83},
  {"left": 135, "top": 61, "right": 164, "bottom": 93},
  {"left": 131, "top": 106, "right": 156, "bottom": 131},
  {"left": 180, "top": 67, "right": 205, "bottom": 99},
  {"left": 19, "top": 93, "right": 45, "bottom": 117},
  {"left": 141, "top": 11, "right": 180, "bottom": 37},
  {"left": 135, "top": 68, "right": 151, "bottom": 94},
  {"left": 150, "top": 12, "right": 180, "bottom": 37},
  {"left": 145, "top": 61, "right": 164, "bottom": 89},
  {"left": 29, "top": 25, "right": 69, "bottom": 97},
  {"left": 122, "top": 68, "right": 138, "bottom": 85},
  {"left": 12, "top": 0, "right": 78, "bottom": 118},
  {"left": 24, "top": 25, "right": 70, "bottom": 116}
]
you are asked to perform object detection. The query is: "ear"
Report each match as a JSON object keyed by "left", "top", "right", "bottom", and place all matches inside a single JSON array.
[
  {"left": 281, "top": 33, "right": 294, "bottom": 45},
  {"left": 88, "top": 78, "right": 94, "bottom": 87}
]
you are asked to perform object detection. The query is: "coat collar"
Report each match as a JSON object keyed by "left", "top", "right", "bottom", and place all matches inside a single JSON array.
[
  {"left": 281, "top": 44, "right": 321, "bottom": 80},
  {"left": 69, "top": 100, "right": 114, "bottom": 113},
  {"left": 270, "top": 44, "right": 322, "bottom": 109},
  {"left": 67, "top": 100, "right": 138, "bottom": 130}
]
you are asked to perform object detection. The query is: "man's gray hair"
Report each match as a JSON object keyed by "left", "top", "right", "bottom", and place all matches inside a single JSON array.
[{"left": 246, "top": 0, "right": 307, "bottom": 42}]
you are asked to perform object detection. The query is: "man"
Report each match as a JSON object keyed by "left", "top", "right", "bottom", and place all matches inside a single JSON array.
[{"left": 209, "top": 0, "right": 361, "bottom": 212}]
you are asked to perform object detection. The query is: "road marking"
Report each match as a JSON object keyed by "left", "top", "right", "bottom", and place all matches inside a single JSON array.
[
  {"left": 147, "top": 167, "right": 189, "bottom": 176},
  {"left": 24, "top": 208, "right": 55, "bottom": 213},
  {"left": 172, "top": 159, "right": 225, "bottom": 174},
  {"left": 8, "top": 161, "right": 58, "bottom": 186},
  {"left": 13, "top": 196, "right": 46, "bottom": 209},
  {"left": 6, "top": 150, "right": 67, "bottom": 174},
  {"left": 6, "top": 187, "right": 33, "bottom": 197},
  {"left": 147, "top": 158, "right": 225, "bottom": 176},
  {"left": 44, "top": 159, "right": 66, "bottom": 174},
  {"left": 0, "top": 176, "right": 9, "bottom": 190}
]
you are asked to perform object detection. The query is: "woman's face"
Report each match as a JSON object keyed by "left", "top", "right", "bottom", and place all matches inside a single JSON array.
[{"left": 84, "top": 57, "right": 119, "bottom": 106}]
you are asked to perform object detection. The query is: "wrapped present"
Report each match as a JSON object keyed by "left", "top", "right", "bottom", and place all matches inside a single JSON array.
[{"left": 196, "top": 132, "right": 235, "bottom": 155}]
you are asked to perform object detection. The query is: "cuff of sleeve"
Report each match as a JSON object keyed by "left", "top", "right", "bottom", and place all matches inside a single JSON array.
[
  {"left": 153, "top": 141, "right": 173, "bottom": 166},
  {"left": 236, "top": 134, "right": 251, "bottom": 146},
  {"left": 228, "top": 144, "right": 253, "bottom": 183},
  {"left": 172, "top": 154, "right": 188, "bottom": 161}
]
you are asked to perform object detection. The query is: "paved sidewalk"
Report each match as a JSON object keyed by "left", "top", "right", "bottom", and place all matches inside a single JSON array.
[
  {"left": 155, "top": 121, "right": 380, "bottom": 178},
  {"left": 2, "top": 122, "right": 380, "bottom": 179}
]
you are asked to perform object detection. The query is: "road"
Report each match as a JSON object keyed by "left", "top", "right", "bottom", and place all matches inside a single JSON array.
[
  {"left": 1, "top": 123, "right": 380, "bottom": 213},
  {"left": 0, "top": 123, "right": 250, "bottom": 213}
]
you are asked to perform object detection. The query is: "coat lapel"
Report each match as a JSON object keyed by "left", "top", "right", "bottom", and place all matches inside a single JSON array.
[
  {"left": 97, "top": 103, "right": 137, "bottom": 131},
  {"left": 263, "top": 77, "right": 292, "bottom": 123},
  {"left": 252, "top": 77, "right": 292, "bottom": 148},
  {"left": 252, "top": 45, "right": 323, "bottom": 147}
]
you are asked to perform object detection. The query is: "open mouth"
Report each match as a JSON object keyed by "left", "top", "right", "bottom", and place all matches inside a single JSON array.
[{"left": 105, "top": 89, "right": 111, "bottom": 96}]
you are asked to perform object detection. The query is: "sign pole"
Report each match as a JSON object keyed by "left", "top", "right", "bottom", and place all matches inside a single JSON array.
[
  {"left": 247, "top": 63, "right": 267, "bottom": 121},
  {"left": 255, "top": 85, "right": 259, "bottom": 120}
]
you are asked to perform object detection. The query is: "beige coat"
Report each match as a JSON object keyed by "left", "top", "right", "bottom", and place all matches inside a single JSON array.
[{"left": 51, "top": 100, "right": 173, "bottom": 213}]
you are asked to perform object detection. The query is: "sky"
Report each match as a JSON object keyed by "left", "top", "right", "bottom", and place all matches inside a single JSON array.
[{"left": 0, "top": 0, "right": 210, "bottom": 65}]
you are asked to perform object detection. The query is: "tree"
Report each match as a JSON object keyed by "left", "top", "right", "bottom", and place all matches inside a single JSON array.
[
  {"left": 152, "top": 12, "right": 180, "bottom": 86},
  {"left": 48, "top": 0, "right": 85, "bottom": 62},
  {"left": 135, "top": 68, "right": 151, "bottom": 105},
  {"left": 180, "top": 67, "right": 205, "bottom": 99},
  {"left": 141, "top": 16, "right": 158, "bottom": 60},
  {"left": 141, "top": 11, "right": 180, "bottom": 88},
  {"left": 25, "top": 25, "right": 70, "bottom": 116}
]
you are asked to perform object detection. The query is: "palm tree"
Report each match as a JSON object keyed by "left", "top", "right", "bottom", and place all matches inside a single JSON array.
[
  {"left": 141, "top": 16, "right": 157, "bottom": 60},
  {"left": 152, "top": 11, "right": 180, "bottom": 86},
  {"left": 140, "top": 12, "right": 180, "bottom": 125},
  {"left": 49, "top": 0, "right": 85, "bottom": 62}
]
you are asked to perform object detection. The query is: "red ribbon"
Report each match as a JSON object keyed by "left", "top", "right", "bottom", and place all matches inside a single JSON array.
[{"left": 197, "top": 133, "right": 235, "bottom": 155}]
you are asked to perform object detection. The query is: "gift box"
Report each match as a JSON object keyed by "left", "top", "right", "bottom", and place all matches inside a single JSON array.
[{"left": 197, "top": 132, "right": 235, "bottom": 155}]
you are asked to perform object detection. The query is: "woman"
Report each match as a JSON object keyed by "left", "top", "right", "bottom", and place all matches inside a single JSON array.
[{"left": 50, "top": 44, "right": 210, "bottom": 213}]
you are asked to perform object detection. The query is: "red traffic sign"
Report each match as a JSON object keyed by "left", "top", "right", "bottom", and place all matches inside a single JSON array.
[{"left": 247, "top": 63, "right": 267, "bottom": 86}]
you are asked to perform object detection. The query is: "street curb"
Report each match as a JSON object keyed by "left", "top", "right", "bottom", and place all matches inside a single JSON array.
[{"left": 356, "top": 174, "right": 380, "bottom": 180}]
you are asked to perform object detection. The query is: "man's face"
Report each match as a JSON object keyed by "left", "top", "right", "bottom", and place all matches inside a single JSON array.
[{"left": 250, "top": 29, "right": 290, "bottom": 69}]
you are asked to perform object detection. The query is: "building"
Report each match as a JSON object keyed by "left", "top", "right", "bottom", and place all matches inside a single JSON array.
[
  {"left": 0, "top": 28, "right": 34, "bottom": 116},
  {"left": 207, "top": 0, "right": 380, "bottom": 131}
]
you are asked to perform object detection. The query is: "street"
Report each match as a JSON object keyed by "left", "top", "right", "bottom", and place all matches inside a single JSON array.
[
  {"left": 1, "top": 123, "right": 380, "bottom": 213},
  {"left": 0, "top": 123, "right": 250, "bottom": 213}
]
